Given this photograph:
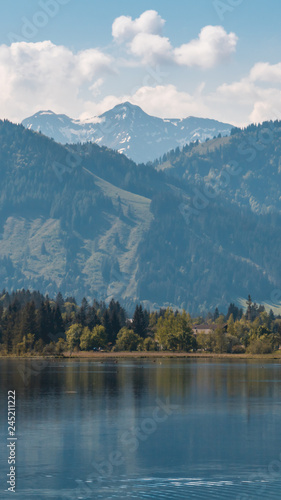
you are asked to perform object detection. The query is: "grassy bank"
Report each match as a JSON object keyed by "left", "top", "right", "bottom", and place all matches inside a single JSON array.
[
  {"left": 62, "top": 351, "right": 281, "bottom": 360},
  {"left": 1, "top": 351, "right": 281, "bottom": 360}
]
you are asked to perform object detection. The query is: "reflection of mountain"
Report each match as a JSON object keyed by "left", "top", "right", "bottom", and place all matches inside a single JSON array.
[
  {"left": 22, "top": 102, "right": 233, "bottom": 164},
  {"left": 0, "top": 119, "right": 281, "bottom": 313}
]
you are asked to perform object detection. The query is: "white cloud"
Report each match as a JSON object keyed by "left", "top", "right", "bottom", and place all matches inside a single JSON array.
[
  {"left": 216, "top": 79, "right": 257, "bottom": 101},
  {"left": 0, "top": 41, "right": 113, "bottom": 121},
  {"left": 82, "top": 68, "right": 281, "bottom": 128},
  {"left": 249, "top": 98, "right": 281, "bottom": 123},
  {"left": 82, "top": 84, "right": 210, "bottom": 121},
  {"left": 2, "top": 21, "right": 281, "bottom": 129},
  {"left": 129, "top": 84, "right": 209, "bottom": 118},
  {"left": 0, "top": 14, "right": 240, "bottom": 124},
  {"left": 89, "top": 78, "right": 104, "bottom": 97},
  {"left": 112, "top": 10, "right": 165, "bottom": 44},
  {"left": 129, "top": 33, "right": 174, "bottom": 65},
  {"left": 174, "top": 25, "right": 238, "bottom": 69},
  {"left": 249, "top": 62, "right": 281, "bottom": 83},
  {"left": 112, "top": 11, "right": 238, "bottom": 69},
  {"left": 215, "top": 70, "right": 281, "bottom": 124}
]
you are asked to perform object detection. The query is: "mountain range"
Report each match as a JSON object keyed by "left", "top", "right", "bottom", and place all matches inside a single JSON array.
[
  {"left": 0, "top": 118, "right": 281, "bottom": 314},
  {"left": 22, "top": 103, "right": 233, "bottom": 164}
]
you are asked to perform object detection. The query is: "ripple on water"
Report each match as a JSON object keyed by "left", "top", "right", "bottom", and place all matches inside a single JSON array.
[{"left": 3, "top": 478, "right": 281, "bottom": 500}]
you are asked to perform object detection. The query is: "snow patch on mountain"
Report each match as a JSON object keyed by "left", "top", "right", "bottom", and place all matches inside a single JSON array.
[{"left": 22, "top": 103, "right": 233, "bottom": 164}]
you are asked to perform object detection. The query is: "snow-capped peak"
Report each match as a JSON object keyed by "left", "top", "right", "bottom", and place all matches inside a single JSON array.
[{"left": 22, "top": 103, "right": 233, "bottom": 164}]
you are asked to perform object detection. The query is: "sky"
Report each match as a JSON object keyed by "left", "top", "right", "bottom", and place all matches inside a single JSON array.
[{"left": 1, "top": 0, "right": 281, "bottom": 126}]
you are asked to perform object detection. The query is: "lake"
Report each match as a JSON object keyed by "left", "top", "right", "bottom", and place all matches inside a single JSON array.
[{"left": 1, "top": 358, "right": 281, "bottom": 499}]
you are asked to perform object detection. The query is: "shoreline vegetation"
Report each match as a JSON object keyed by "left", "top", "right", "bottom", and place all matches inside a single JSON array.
[
  {"left": 0, "top": 290, "right": 281, "bottom": 357},
  {"left": 2, "top": 351, "right": 281, "bottom": 360},
  {"left": 0, "top": 349, "right": 281, "bottom": 360}
]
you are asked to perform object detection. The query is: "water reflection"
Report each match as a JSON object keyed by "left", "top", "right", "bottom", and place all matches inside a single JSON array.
[{"left": 0, "top": 358, "right": 281, "bottom": 499}]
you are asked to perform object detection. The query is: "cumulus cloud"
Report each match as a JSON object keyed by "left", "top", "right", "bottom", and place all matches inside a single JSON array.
[
  {"left": 82, "top": 64, "right": 281, "bottom": 128},
  {"left": 129, "top": 33, "right": 174, "bottom": 65},
  {"left": 2, "top": 18, "right": 281, "bottom": 128},
  {"left": 216, "top": 79, "right": 257, "bottom": 101},
  {"left": 112, "top": 10, "right": 165, "bottom": 44},
  {"left": 0, "top": 41, "right": 113, "bottom": 121},
  {"left": 82, "top": 84, "right": 210, "bottom": 121},
  {"left": 213, "top": 60, "right": 281, "bottom": 124},
  {"left": 129, "top": 84, "right": 209, "bottom": 117},
  {"left": 215, "top": 69, "right": 281, "bottom": 124},
  {"left": 249, "top": 62, "right": 281, "bottom": 83},
  {"left": 249, "top": 97, "right": 281, "bottom": 123},
  {"left": 112, "top": 11, "right": 238, "bottom": 68},
  {"left": 174, "top": 25, "right": 238, "bottom": 69}
]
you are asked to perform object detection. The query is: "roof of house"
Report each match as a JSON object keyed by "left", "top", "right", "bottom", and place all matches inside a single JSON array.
[{"left": 193, "top": 324, "right": 216, "bottom": 330}]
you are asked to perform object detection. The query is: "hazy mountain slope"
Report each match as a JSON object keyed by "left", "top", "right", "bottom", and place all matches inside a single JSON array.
[
  {"left": 0, "top": 120, "right": 155, "bottom": 306},
  {"left": 79, "top": 169, "right": 153, "bottom": 302},
  {"left": 22, "top": 103, "right": 233, "bottom": 164},
  {"left": 156, "top": 121, "right": 281, "bottom": 215},
  {"left": 136, "top": 190, "right": 281, "bottom": 313},
  {"left": 0, "top": 120, "right": 281, "bottom": 313}
]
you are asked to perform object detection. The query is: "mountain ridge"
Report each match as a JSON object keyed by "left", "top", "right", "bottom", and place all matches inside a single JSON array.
[{"left": 22, "top": 102, "right": 233, "bottom": 164}]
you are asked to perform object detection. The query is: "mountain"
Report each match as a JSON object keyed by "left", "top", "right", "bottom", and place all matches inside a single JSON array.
[
  {"left": 21, "top": 103, "right": 233, "bottom": 164},
  {"left": 0, "top": 119, "right": 281, "bottom": 314},
  {"left": 154, "top": 121, "right": 281, "bottom": 215}
]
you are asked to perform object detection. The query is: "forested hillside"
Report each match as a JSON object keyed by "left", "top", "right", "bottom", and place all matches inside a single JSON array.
[
  {"left": 155, "top": 121, "right": 281, "bottom": 214},
  {"left": 0, "top": 120, "right": 280, "bottom": 313}
]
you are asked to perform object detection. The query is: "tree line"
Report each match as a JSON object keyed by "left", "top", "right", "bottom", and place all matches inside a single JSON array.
[{"left": 0, "top": 291, "right": 280, "bottom": 355}]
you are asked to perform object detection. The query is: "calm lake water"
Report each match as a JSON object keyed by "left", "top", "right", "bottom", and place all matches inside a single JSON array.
[{"left": 1, "top": 358, "right": 281, "bottom": 499}]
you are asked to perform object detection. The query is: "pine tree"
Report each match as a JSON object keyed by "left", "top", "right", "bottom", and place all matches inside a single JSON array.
[
  {"left": 36, "top": 301, "right": 52, "bottom": 344},
  {"left": 132, "top": 305, "right": 147, "bottom": 338},
  {"left": 20, "top": 301, "right": 36, "bottom": 338},
  {"left": 85, "top": 306, "right": 99, "bottom": 330},
  {"left": 56, "top": 292, "right": 64, "bottom": 308},
  {"left": 2, "top": 306, "right": 15, "bottom": 353},
  {"left": 246, "top": 295, "right": 253, "bottom": 321},
  {"left": 109, "top": 310, "right": 121, "bottom": 344},
  {"left": 53, "top": 304, "right": 65, "bottom": 338},
  {"left": 79, "top": 297, "right": 89, "bottom": 326},
  {"left": 102, "top": 310, "right": 111, "bottom": 345},
  {"left": 213, "top": 307, "right": 219, "bottom": 321}
]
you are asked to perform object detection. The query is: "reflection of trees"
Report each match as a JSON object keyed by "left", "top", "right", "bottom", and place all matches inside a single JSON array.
[
  {"left": 1, "top": 359, "right": 280, "bottom": 425},
  {"left": 2, "top": 358, "right": 281, "bottom": 485},
  {"left": 154, "top": 359, "right": 193, "bottom": 402}
]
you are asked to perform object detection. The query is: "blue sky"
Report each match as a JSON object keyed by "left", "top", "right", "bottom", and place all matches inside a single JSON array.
[{"left": 1, "top": 0, "right": 281, "bottom": 125}]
